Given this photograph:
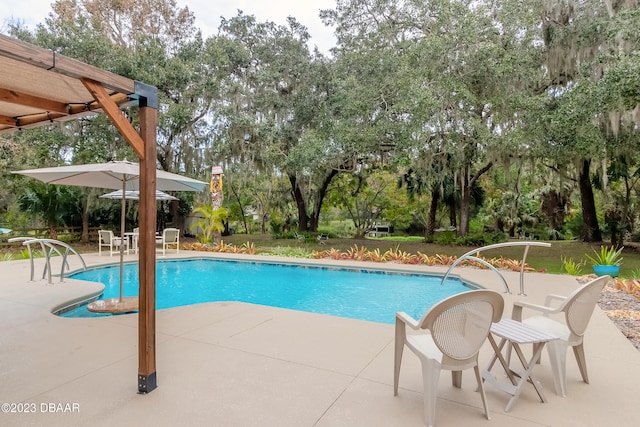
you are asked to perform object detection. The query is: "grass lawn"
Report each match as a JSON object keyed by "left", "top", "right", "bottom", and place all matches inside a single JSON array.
[{"left": 221, "top": 234, "right": 640, "bottom": 278}]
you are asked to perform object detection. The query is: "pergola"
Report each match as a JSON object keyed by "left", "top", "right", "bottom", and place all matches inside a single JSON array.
[{"left": 0, "top": 34, "right": 159, "bottom": 393}]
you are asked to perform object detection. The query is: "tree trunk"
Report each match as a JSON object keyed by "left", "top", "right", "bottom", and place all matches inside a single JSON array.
[
  {"left": 48, "top": 221, "right": 58, "bottom": 240},
  {"left": 618, "top": 175, "right": 632, "bottom": 246},
  {"left": 309, "top": 169, "right": 339, "bottom": 232},
  {"left": 289, "top": 175, "right": 309, "bottom": 231},
  {"left": 170, "top": 200, "right": 181, "bottom": 230},
  {"left": 458, "top": 161, "right": 493, "bottom": 236},
  {"left": 578, "top": 159, "right": 602, "bottom": 242},
  {"left": 426, "top": 187, "right": 440, "bottom": 238},
  {"left": 459, "top": 167, "right": 471, "bottom": 236},
  {"left": 605, "top": 205, "right": 624, "bottom": 247},
  {"left": 229, "top": 184, "right": 249, "bottom": 234},
  {"left": 260, "top": 214, "right": 267, "bottom": 234},
  {"left": 449, "top": 204, "right": 457, "bottom": 229},
  {"left": 81, "top": 193, "right": 89, "bottom": 243}
]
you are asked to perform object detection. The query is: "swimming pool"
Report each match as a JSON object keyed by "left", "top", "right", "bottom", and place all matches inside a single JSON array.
[{"left": 62, "top": 259, "right": 478, "bottom": 324}]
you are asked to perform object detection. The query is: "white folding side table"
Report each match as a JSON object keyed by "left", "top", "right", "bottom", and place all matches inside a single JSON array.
[{"left": 482, "top": 318, "right": 559, "bottom": 412}]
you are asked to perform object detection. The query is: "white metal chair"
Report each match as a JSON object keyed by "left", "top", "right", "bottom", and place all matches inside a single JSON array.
[
  {"left": 158, "top": 228, "right": 180, "bottom": 256},
  {"left": 512, "top": 275, "right": 609, "bottom": 397},
  {"left": 394, "top": 289, "right": 505, "bottom": 427},
  {"left": 98, "top": 230, "right": 128, "bottom": 256}
]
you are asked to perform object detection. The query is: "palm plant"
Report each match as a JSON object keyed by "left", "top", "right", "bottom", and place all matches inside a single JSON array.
[
  {"left": 17, "top": 182, "right": 82, "bottom": 240},
  {"left": 189, "top": 205, "right": 228, "bottom": 244}
]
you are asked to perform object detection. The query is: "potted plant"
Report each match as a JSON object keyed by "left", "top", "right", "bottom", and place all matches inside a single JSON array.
[{"left": 585, "top": 246, "right": 623, "bottom": 277}]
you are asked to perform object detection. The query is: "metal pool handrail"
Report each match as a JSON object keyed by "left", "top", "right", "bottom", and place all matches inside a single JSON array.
[
  {"left": 440, "top": 241, "right": 551, "bottom": 295},
  {"left": 8, "top": 237, "right": 86, "bottom": 283}
]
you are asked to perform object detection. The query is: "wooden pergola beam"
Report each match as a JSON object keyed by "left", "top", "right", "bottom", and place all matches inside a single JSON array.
[
  {"left": 0, "top": 114, "right": 15, "bottom": 126},
  {"left": 0, "top": 36, "right": 135, "bottom": 94},
  {"left": 0, "top": 87, "right": 69, "bottom": 114},
  {"left": 0, "top": 93, "right": 134, "bottom": 134},
  {"left": 81, "top": 78, "right": 145, "bottom": 159}
]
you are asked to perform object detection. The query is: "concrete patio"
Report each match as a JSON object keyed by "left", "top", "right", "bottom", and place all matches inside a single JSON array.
[{"left": 1, "top": 250, "right": 639, "bottom": 426}]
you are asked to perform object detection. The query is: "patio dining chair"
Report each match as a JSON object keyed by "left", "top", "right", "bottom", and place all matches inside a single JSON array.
[
  {"left": 98, "top": 230, "right": 128, "bottom": 256},
  {"left": 394, "top": 289, "right": 504, "bottom": 427},
  {"left": 511, "top": 274, "right": 609, "bottom": 397},
  {"left": 131, "top": 227, "right": 139, "bottom": 254},
  {"left": 158, "top": 228, "right": 180, "bottom": 256}
]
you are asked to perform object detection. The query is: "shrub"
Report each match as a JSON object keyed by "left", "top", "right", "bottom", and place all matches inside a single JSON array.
[{"left": 434, "top": 231, "right": 456, "bottom": 245}]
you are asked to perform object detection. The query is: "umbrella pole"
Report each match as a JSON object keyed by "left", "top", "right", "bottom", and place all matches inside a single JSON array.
[{"left": 120, "top": 179, "right": 126, "bottom": 302}]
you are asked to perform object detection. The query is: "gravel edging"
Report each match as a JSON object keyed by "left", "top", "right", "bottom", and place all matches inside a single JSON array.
[{"left": 598, "top": 284, "right": 640, "bottom": 351}]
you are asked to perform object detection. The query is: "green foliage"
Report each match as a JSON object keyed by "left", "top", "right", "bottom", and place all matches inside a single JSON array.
[
  {"left": 56, "top": 233, "right": 80, "bottom": 244},
  {"left": 585, "top": 246, "right": 624, "bottom": 266},
  {"left": 20, "top": 249, "right": 43, "bottom": 259},
  {"left": 17, "top": 182, "right": 82, "bottom": 239},
  {"left": 367, "top": 235, "right": 423, "bottom": 242},
  {"left": 269, "top": 218, "right": 284, "bottom": 236},
  {"left": 434, "top": 231, "right": 457, "bottom": 245},
  {"left": 562, "top": 256, "right": 585, "bottom": 276},
  {"left": 190, "top": 206, "right": 228, "bottom": 244},
  {"left": 6, "top": 0, "right": 640, "bottom": 248},
  {"left": 433, "top": 231, "right": 507, "bottom": 247},
  {"left": 629, "top": 269, "right": 640, "bottom": 280},
  {"left": 454, "top": 232, "right": 507, "bottom": 247},
  {"left": 264, "top": 246, "right": 313, "bottom": 258},
  {"left": 0, "top": 252, "right": 15, "bottom": 262},
  {"left": 279, "top": 231, "right": 308, "bottom": 241},
  {"left": 562, "top": 212, "right": 584, "bottom": 240},
  {"left": 327, "top": 172, "right": 399, "bottom": 237}
]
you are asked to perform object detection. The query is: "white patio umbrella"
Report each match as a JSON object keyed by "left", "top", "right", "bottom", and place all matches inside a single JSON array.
[{"left": 13, "top": 160, "right": 207, "bottom": 300}]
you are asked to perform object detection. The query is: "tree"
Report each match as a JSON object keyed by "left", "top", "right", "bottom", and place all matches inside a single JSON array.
[
  {"left": 212, "top": 13, "right": 352, "bottom": 232},
  {"left": 32, "top": 0, "right": 216, "bottom": 180},
  {"left": 327, "top": 171, "right": 393, "bottom": 237},
  {"left": 534, "top": 0, "right": 640, "bottom": 242},
  {"left": 323, "top": 0, "right": 543, "bottom": 235}
]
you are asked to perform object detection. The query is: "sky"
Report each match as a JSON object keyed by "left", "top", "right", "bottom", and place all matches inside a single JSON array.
[{"left": 0, "top": 0, "right": 338, "bottom": 53}]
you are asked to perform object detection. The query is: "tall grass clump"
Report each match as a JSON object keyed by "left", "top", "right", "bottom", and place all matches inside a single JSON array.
[{"left": 562, "top": 256, "right": 585, "bottom": 276}]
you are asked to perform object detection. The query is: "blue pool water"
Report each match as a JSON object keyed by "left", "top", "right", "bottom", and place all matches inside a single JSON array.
[{"left": 62, "top": 259, "right": 477, "bottom": 324}]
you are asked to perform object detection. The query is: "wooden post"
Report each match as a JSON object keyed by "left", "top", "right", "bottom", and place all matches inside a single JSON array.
[{"left": 137, "top": 95, "right": 158, "bottom": 393}]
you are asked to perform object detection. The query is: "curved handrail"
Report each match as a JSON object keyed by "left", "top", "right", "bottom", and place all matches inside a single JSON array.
[
  {"left": 8, "top": 237, "right": 39, "bottom": 281},
  {"left": 34, "top": 239, "right": 87, "bottom": 282},
  {"left": 8, "top": 237, "right": 87, "bottom": 283},
  {"left": 440, "top": 241, "right": 551, "bottom": 295}
]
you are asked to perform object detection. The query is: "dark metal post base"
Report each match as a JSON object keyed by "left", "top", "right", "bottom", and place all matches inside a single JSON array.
[{"left": 138, "top": 372, "right": 157, "bottom": 394}]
